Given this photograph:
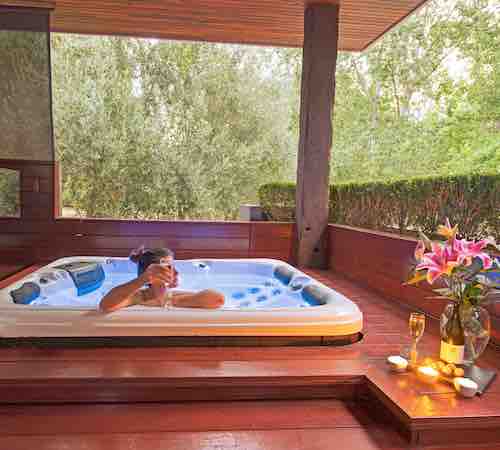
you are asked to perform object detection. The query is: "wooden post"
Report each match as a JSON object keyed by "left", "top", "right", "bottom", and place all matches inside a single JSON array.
[{"left": 295, "top": 3, "right": 339, "bottom": 268}]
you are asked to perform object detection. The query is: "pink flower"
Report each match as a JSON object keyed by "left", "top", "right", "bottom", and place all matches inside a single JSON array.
[
  {"left": 454, "top": 238, "right": 493, "bottom": 269},
  {"left": 416, "top": 242, "right": 460, "bottom": 284}
]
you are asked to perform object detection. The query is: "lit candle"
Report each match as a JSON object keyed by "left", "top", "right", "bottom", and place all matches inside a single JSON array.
[
  {"left": 454, "top": 377, "right": 478, "bottom": 398},
  {"left": 417, "top": 366, "right": 440, "bottom": 383},
  {"left": 387, "top": 355, "right": 409, "bottom": 372}
]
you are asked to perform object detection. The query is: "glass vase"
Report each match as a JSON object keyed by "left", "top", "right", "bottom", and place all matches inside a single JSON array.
[{"left": 440, "top": 302, "right": 491, "bottom": 365}]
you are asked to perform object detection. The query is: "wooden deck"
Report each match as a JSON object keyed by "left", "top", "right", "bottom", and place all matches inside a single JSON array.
[{"left": 1, "top": 270, "right": 500, "bottom": 449}]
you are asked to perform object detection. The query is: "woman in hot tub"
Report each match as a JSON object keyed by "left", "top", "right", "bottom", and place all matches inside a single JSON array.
[{"left": 100, "top": 247, "right": 224, "bottom": 313}]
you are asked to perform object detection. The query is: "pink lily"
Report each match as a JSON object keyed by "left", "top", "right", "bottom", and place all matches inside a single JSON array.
[
  {"left": 416, "top": 242, "right": 460, "bottom": 284},
  {"left": 455, "top": 238, "right": 493, "bottom": 269}
]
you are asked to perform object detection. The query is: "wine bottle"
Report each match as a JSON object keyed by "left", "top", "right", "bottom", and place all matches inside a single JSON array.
[{"left": 440, "top": 304, "right": 465, "bottom": 364}]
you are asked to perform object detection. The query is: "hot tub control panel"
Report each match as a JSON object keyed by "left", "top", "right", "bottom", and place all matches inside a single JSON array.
[
  {"left": 9, "top": 261, "right": 106, "bottom": 305},
  {"left": 54, "top": 262, "right": 105, "bottom": 296}
]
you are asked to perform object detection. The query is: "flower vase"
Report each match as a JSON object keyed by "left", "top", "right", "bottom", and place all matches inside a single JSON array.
[
  {"left": 440, "top": 302, "right": 490, "bottom": 365},
  {"left": 461, "top": 303, "right": 491, "bottom": 365}
]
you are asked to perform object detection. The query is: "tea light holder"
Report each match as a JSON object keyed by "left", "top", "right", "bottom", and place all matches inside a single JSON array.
[
  {"left": 417, "top": 366, "right": 440, "bottom": 383},
  {"left": 387, "top": 355, "right": 409, "bottom": 373},
  {"left": 454, "top": 377, "right": 479, "bottom": 398}
]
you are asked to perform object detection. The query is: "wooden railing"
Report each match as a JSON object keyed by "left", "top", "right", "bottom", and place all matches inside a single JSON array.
[{"left": 328, "top": 223, "right": 500, "bottom": 346}]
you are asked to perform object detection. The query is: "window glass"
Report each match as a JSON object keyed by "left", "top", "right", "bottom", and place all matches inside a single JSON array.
[
  {"left": 0, "top": 9, "right": 52, "bottom": 161},
  {"left": 0, "top": 168, "right": 20, "bottom": 217},
  {"left": 51, "top": 34, "right": 299, "bottom": 220}
]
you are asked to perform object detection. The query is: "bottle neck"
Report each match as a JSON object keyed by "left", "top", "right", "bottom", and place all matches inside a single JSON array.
[{"left": 451, "top": 302, "right": 462, "bottom": 323}]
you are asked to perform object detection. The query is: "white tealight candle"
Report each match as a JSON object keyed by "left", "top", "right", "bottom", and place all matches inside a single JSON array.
[
  {"left": 387, "top": 355, "right": 409, "bottom": 372},
  {"left": 417, "top": 366, "right": 440, "bottom": 383},
  {"left": 454, "top": 377, "right": 478, "bottom": 398}
]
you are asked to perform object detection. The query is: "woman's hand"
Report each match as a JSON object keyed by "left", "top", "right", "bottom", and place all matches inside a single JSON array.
[{"left": 139, "top": 264, "right": 178, "bottom": 288}]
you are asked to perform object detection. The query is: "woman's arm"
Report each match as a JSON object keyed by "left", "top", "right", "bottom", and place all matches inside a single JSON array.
[
  {"left": 99, "top": 277, "right": 145, "bottom": 313},
  {"left": 138, "top": 290, "right": 224, "bottom": 309},
  {"left": 99, "top": 264, "right": 176, "bottom": 313},
  {"left": 171, "top": 290, "right": 224, "bottom": 309}
]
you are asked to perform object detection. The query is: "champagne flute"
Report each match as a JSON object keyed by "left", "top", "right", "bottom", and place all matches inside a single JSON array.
[
  {"left": 160, "top": 254, "right": 174, "bottom": 308},
  {"left": 409, "top": 312, "right": 426, "bottom": 366}
]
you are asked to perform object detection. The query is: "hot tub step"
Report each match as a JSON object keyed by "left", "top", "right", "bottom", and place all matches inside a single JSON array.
[{"left": 0, "top": 359, "right": 366, "bottom": 404}]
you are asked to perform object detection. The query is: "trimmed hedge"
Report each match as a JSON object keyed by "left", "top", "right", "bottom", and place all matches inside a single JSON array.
[{"left": 258, "top": 173, "right": 500, "bottom": 239}]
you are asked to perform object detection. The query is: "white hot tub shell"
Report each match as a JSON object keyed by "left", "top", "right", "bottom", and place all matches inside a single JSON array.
[{"left": 0, "top": 258, "right": 363, "bottom": 339}]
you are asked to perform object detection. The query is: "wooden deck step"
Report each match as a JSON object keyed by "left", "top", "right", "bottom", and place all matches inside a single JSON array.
[
  {"left": 4, "top": 399, "right": 498, "bottom": 450},
  {"left": 0, "top": 359, "right": 366, "bottom": 404},
  {"left": 0, "top": 400, "right": 369, "bottom": 435},
  {"left": 0, "top": 399, "right": 409, "bottom": 450}
]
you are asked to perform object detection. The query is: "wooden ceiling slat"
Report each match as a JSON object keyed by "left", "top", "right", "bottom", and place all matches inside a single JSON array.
[
  {"left": 0, "top": 0, "right": 429, "bottom": 51},
  {"left": 0, "top": 0, "right": 54, "bottom": 7}
]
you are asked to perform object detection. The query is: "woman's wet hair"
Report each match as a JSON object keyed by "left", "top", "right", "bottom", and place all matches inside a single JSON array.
[{"left": 129, "top": 247, "right": 174, "bottom": 276}]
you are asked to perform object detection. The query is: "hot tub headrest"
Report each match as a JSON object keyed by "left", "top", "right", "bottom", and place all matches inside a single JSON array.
[
  {"left": 11, "top": 282, "right": 41, "bottom": 305},
  {"left": 302, "top": 284, "right": 331, "bottom": 306},
  {"left": 55, "top": 261, "right": 105, "bottom": 296},
  {"left": 273, "top": 265, "right": 295, "bottom": 285}
]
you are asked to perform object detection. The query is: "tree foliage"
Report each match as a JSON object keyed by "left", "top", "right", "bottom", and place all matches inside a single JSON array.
[
  {"left": 52, "top": 38, "right": 298, "bottom": 219},
  {"left": 0, "top": 30, "right": 52, "bottom": 161},
  {"left": 1, "top": 0, "right": 498, "bottom": 220},
  {"left": 0, "top": 169, "right": 20, "bottom": 217},
  {"left": 326, "top": 0, "right": 500, "bottom": 182}
]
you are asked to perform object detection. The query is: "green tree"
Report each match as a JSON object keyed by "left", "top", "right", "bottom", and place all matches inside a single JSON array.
[
  {"left": 0, "top": 169, "right": 20, "bottom": 217},
  {"left": 52, "top": 36, "right": 298, "bottom": 219},
  {"left": 323, "top": 0, "right": 500, "bottom": 182}
]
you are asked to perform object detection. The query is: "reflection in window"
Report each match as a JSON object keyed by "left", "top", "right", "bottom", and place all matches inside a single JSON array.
[
  {"left": 0, "top": 28, "right": 52, "bottom": 161},
  {"left": 0, "top": 168, "right": 20, "bottom": 217}
]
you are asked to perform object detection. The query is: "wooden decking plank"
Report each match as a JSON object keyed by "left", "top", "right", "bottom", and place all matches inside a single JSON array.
[
  {"left": 0, "top": 359, "right": 368, "bottom": 381},
  {"left": 0, "top": 400, "right": 372, "bottom": 435},
  {"left": 0, "top": 428, "right": 411, "bottom": 450},
  {"left": 0, "top": 345, "right": 364, "bottom": 362}
]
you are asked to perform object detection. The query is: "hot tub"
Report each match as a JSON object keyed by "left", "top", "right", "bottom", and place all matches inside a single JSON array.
[{"left": 0, "top": 257, "right": 362, "bottom": 343}]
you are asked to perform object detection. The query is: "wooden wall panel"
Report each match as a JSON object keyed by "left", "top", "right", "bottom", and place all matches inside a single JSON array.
[
  {"left": 329, "top": 224, "right": 500, "bottom": 346},
  {"left": 0, "top": 160, "right": 56, "bottom": 222},
  {"left": 0, "top": 224, "right": 294, "bottom": 266},
  {"left": 0, "top": 264, "right": 30, "bottom": 281},
  {"left": 0, "top": 219, "right": 293, "bottom": 266},
  {"left": 249, "top": 222, "right": 293, "bottom": 261}
]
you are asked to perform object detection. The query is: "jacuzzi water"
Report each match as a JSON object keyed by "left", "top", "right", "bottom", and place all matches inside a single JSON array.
[
  {"left": 0, "top": 258, "right": 363, "bottom": 338},
  {"left": 23, "top": 259, "right": 322, "bottom": 310}
]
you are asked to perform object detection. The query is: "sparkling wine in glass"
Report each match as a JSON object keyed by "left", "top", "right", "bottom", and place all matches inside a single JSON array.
[
  {"left": 160, "top": 254, "right": 174, "bottom": 308},
  {"left": 409, "top": 312, "right": 426, "bottom": 366}
]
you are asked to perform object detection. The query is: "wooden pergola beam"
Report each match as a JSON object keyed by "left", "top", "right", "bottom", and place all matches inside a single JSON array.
[
  {"left": 0, "top": 0, "right": 430, "bottom": 51},
  {"left": 295, "top": 3, "right": 339, "bottom": 268}
]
